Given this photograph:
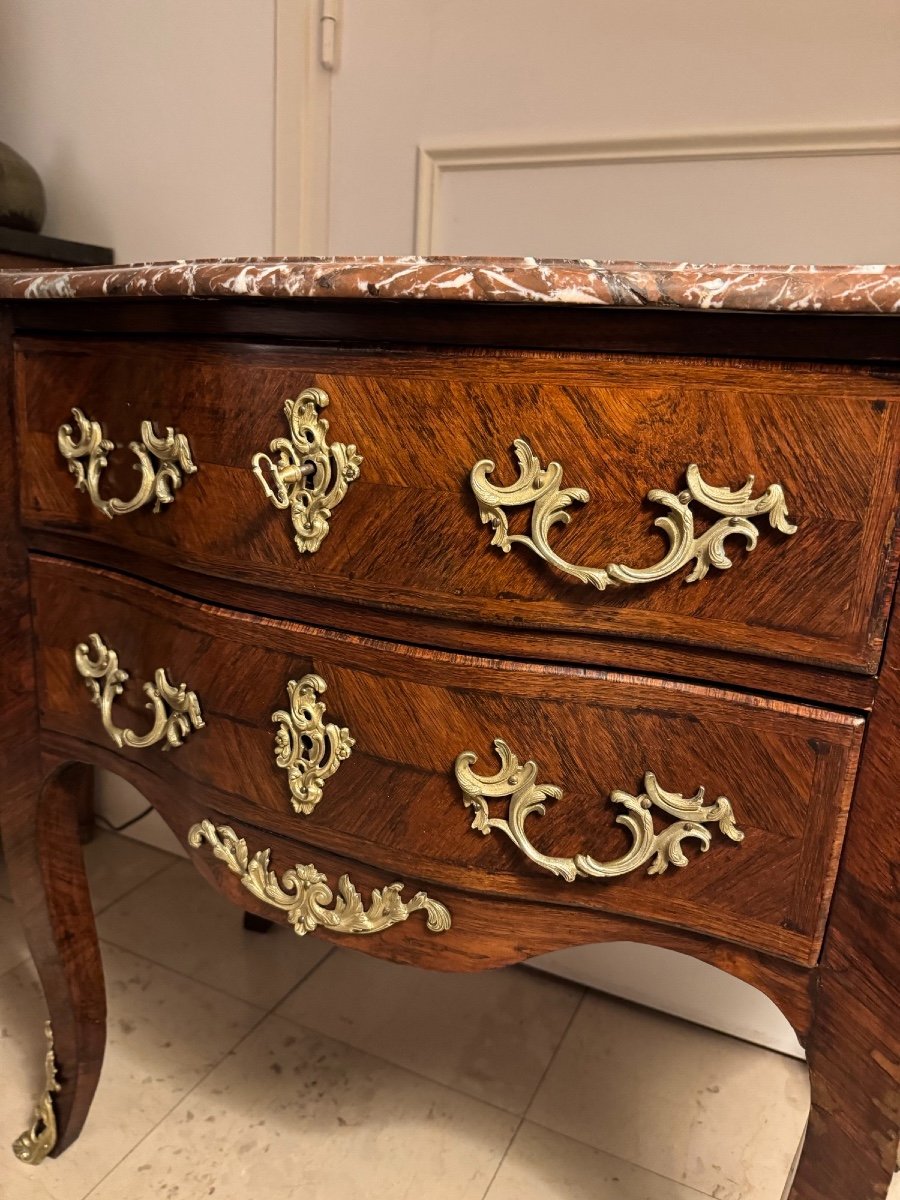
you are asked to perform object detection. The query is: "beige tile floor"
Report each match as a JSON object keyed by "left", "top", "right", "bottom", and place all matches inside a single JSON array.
[{"left": 0, "top": 830, "right": 896, "bottom": 1200}]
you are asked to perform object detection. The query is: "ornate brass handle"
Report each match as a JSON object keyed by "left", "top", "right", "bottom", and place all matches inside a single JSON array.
[
  {"left": 454, "top": 739, "right": 744, "bottom": 881},
  {"left": 272, "top": 674, "right": 354, "bottom": 815},
  {"left": 188, "top": 821, "right": 451, "bottom": 935},
  {"left": 251, "top": 388, "right": 362, "bottom": 554},
  {"left": 470, "top": 439, "right": 796, "bottom": 590},
  {"left": 58, "top": 407, "right": 196, "bottom": 518},
  {"left": 74, "top": 633, "right": 204, "bottom": 750}
]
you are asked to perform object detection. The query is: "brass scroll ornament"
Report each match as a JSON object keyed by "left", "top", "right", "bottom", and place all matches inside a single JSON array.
[
  {"left": 75, "top": 633, "right": 204, "bottom": 751},
  {"left": 58, "top": 407, "right": 196, "bottom": 518},
  {"left": 13, "top": 1022, "right": 59, "bottom": 1166},
  {"left": 188, "top": 821, "right": 451, "bottom": 936},
  {"left": 273, "top": 674, "right": 354, "bottom": 815},
  {"left": 252, "top": 388, "right": 362, "bottom": 554},
  {"left": 470, "top": 439, "right": 796, "bottom": 589},
  {"left": 455, "top": 739, "right": 744, "bottom": 881}
]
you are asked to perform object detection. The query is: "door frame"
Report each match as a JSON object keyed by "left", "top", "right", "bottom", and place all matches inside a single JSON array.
[{"left": 274, "top": 0, "right": 333, "bottom": 255}]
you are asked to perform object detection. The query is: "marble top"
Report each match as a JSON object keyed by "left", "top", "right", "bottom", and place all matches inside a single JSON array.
[{"left": 0, "top": 256, "right": 898, "bottom": 313}]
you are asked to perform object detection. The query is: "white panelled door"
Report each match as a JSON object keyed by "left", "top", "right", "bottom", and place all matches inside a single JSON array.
[
  {"left": 277, "top": 0, "right": 900, "bottom": 1056},
  {"left": 321, "top": 0, "right": 900, "bottom": 261}
]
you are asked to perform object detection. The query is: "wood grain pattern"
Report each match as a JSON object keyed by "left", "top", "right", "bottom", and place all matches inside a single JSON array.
[
  {"left": 25, "top": 526, "right": 879, "bottom": 711},
  {"left": 0, "top": 318, "right": 104, "bottom": 1155},
  {"left": 30, "top": 555, "right": 863, "bottom": 966},
  {"left": 3, "top": 290, "right": 899, "bottom": 1199},
  {"left": 4, "top": 761, "right": 106, "bottom": 1155},
  {"left": 790, "top": 602, "right": 900, "bottom": 1199},
  {"left": 16, "top": 339, "right": 900, "bottom": 672},
  {"left": 0, "top": 310, "right": 36, "bottom": 867},
  {"left": 74, "top": 768, "right": 95, "bottom": 844},
  {"left": 3, "top": 321, "right": 106, "bottom": 1161},
  {"left": 36, "top": 731, "right": 816, "bottom": 1046}
]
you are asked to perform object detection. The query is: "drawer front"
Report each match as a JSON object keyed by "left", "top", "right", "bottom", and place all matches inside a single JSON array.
[
  {"left": 32, "top": 557, "right": 864, "bottom": 965},
  {"left": 18, "top": 338, "right": 900, "bottom": 670}
]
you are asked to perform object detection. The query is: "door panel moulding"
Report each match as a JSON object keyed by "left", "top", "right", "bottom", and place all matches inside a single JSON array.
[{"left": 414, "top": 125, "right": 900, "bottom": 254}]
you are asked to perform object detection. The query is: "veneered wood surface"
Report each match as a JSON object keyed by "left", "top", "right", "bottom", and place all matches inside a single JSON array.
[
  {"left": 3, "top": 762, "right": 106, "bottom": 1155},
  {"left": 31, "top": 556, "right": 863, "bottom": 966},
  {"left": 0, "top": 313, "right": 105, "bottom": 1156},
  {"left": 0, "top": 311, "right": 36, "bottom": 878},
  {"left": 25, "top": 527, "right": 879, "bottom": 712},
  {"left": 790, "top": 600, "right": 900, "bottom": 1200},
  {"left": 0, "top": 311, "right": 35, "bottom": 862},
  {"left": 37, "top": 732, "right": 816, "bottom": 1046},
  {"left": 16, "top": 338, "right": 900, "bottom": 672},
  {"left": 5, "top": 292, "right": 900, "bottom": 1199},
  {"left": 74, "top": 766, "right": 95, "bottom": 844}
]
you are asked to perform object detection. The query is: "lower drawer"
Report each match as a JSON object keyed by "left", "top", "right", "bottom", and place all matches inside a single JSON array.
[{"left": 31, "top": 556, "right": 863, "bottom": 965}]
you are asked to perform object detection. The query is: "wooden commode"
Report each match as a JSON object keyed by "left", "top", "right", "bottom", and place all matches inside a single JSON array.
[{"left": 1, "top": 257, "right": 898, "bottom": 1199}]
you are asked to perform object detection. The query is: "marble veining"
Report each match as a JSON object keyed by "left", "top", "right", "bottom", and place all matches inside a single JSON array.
[{"left": 0, "top": 256, "right": 898, "bottom": 313}]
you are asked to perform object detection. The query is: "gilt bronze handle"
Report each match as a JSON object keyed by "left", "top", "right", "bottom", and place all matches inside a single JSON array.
[
  {"left": 74, "top": 633, "right": 204, "bottom": 751},
  {"left": 470, "top": 439, "right": 796, "bottom": 590},
  {"left": 455, "top": 738, "right": 744, "bottom": 882},
  {"left": 58, "top": 407, "right": 196, "bottom": 518}
]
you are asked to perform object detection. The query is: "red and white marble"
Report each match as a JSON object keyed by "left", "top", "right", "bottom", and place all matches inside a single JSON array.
[{"left": 1, "top": 256, "right": 899, "bottom": 313}]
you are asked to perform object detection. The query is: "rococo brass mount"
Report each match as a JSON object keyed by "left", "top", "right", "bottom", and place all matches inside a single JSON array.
[
  {"left": 74, "top": 633, "right": 205, "bottom": 751},
  {"left": 455, "top": 738, "right": 744, "bottom": 881},
  {"left": 58, "top": 407, "right": 196, "bottom": 518},
  {"left": 272, "top": 674, "right": 354, "bottom": 815},
  {"left": 252, "top": 387, "right": 362, "bottom": 554},
  {"left": 470, "top": 439, "right": 797, "bottom": 590},
  {"left": 188, "top": 821, "right": 451, "bottom": 936},
  {"left": 13, "top": 1022, "right": 60, "bottom": 1166}
]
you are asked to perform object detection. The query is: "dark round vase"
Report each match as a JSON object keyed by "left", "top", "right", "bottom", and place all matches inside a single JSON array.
[{"left": 0, "top": 142, "right": 46, "bottom": 233}]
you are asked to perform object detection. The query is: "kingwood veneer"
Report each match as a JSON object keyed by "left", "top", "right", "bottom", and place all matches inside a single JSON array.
[{"left": 1, "top": 257, "right": 899, "bottom": 1200}]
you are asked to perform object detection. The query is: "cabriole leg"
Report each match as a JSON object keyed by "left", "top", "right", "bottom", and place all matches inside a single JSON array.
[
  {"left": 787, "top": 600, "right": 900, "bottom": 1200},
  {"left": 5, "top": 762, "right": 106, "bottom": 1162},
  {"left": 787, "top": 951, "right": 899, "bottom": 1200}
]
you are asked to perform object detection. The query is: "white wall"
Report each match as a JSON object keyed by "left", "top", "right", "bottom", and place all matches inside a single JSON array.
[
  {"left": 0, "top": 0, "right": 279, "bottom": 850},
  {"left": 0, "top": 0, "right": 277, "bottom": 262}
]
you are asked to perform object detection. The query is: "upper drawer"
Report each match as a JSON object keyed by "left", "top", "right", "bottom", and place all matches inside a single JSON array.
[{"left": 16, "top": 337, "right": 900, "bottom": 671}]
